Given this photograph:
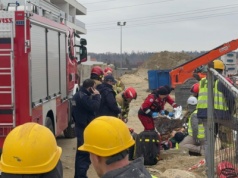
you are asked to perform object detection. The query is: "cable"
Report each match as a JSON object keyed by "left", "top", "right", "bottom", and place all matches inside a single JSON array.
[
  {"left": 82, "top": 0, "right": 118, "bottom": 5},
  {"left": 86, "top": 3, "right": 238, "bottom": 26},
  {"left": 88, "top": 0, "right": 174, "bottom": 12},
  {"left": 86, "top": 11, "right": 238, "bottom": 32}
]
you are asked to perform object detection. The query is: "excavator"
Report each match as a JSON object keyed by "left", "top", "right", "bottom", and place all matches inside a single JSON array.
[{"left": 170, "top": 39, "right": 238, "bottom": 88}]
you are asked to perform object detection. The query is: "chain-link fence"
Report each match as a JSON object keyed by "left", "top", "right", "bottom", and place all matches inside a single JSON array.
[{"left": 206, "top": 68, "right": 238, "bottom": 177}]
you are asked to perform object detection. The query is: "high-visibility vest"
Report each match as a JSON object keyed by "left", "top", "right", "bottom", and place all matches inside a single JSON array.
[
  {"left": 188, "top": 110, "right": 205, "bottom": 139},
  {"left": 197, "top": 78, "right": 228, "bottom": 111}
]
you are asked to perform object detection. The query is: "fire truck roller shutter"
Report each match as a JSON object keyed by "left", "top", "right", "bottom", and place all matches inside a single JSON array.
[
  {"left": 59, "top": 33, "right": 67, "bottom": 99},
  {"left": 31, "top": 24, "right": 48, "bottom": 104},
  {"left": 47, "top": 29, "right": 60, "bottom": 98}
]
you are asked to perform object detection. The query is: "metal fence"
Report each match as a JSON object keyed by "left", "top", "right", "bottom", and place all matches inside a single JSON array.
[{"left": 207, "top": 68, "right": 238, "bottom": 177}]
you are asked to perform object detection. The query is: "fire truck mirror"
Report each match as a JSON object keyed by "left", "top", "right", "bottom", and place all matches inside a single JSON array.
[
  {"left": 79, "top": 46, "right": 87, "bottom": 63},
  {"left": 80, "top": 38, "right": 87, "bottom": 46}
]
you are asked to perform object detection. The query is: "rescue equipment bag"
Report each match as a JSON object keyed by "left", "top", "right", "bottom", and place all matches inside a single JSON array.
[{"left": 135, "top": 130, "right": 160, "bottom": 165}]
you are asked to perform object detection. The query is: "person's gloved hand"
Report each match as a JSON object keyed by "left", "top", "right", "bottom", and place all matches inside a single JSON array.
[
  {"left": 152, "top": 112, "right": 159, "bottom": 119},
  {"left": 194, "top": 138, "right": 200, "bottom": 146},
  {"left": 161, "top": 110, "right": 169, "bottom": 116},
  {"left": 160, "top": 110, "right": 165, "bottom": 115},
  {"left": 168, "top": 112, "right": 174, "bottom": 117}
]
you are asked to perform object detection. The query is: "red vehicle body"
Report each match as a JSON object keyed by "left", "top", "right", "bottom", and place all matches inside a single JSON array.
[
  {"left": 170, "top": 39, "right": 238, "bottom": 88},
  {"left": 0, "top": 5, "right": 87, "bottom": 150}
]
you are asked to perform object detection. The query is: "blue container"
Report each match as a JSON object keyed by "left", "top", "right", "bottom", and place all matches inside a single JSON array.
[{"left": 148, "top": 70, "right": 171, "bottom": 90}]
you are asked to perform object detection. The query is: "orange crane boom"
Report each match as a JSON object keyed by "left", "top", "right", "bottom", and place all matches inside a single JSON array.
[{"left": 170, "top": 39, "right": 238, "bottom": 88}]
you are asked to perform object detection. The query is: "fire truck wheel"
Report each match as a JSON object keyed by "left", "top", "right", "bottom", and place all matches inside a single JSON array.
[
  {"left": 45, "top": 117, "right": 54, "bottom": 134},
  {"left": 64, "top": 119, "right": 76, "bottom": 138}
]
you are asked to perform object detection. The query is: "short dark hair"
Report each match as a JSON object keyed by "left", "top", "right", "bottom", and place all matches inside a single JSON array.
[{"left": 83, "top": 79, "right": 95, "bottom": 88}]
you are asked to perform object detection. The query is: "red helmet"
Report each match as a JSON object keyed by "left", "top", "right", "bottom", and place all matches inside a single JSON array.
[
  {"left": 91, "top": 66, "right": 103, "bottom": 76},
  {"left": 124, "top": 87, "right": 137, "bottom": 100},
  {"left": 190, "top": 83, "right": 199, "bottom": 94},
  {"left": 104, "top": 67, "right": 113, "bottom": 74}
]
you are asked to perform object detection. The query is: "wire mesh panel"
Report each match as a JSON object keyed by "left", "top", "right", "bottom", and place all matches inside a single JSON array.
[{"left": 207, "top": 68, "right": 238, "bottom": 177}]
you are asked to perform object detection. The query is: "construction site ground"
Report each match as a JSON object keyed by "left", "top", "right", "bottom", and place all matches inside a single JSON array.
[{"left": 57, "top": 68, "right": 206, "bottom": 178}]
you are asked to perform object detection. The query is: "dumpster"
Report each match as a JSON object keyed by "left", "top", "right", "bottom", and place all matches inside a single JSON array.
[{"left": 148, "top": 70, "right": 171, "bottom": 90}]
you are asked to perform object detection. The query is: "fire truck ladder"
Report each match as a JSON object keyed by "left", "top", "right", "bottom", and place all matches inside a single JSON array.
[{"left": 0, "top": 22, "right": 15, "bottom": 134}]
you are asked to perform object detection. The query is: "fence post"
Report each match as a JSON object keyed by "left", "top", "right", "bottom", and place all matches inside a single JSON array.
[{"left": 207, "top": 68, "right": 215, "bottom": 177}]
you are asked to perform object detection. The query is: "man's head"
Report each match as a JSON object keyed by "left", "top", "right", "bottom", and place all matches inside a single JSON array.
[
  {"left": 187, "top": 96, "right": 197, "bottom": 112},
  {"left": 104, "top": 75, "right": 117, "bottom": 85},
  {"left": 156, "top": 86, "right": 169, "bottom": 99},
  {"left": 104, "top": 67, "right": 113, "bottom": 76},
  {"left": 83, "top": 79, "right": 96, "bottom": 93},
  {"left": 190, "top": 83, "right": 199, "bottom": 98},
  {"left": 123, "top": 87, "right": 137, "bottom": 102},
  {"left": 91, "top": 66, "right": 104, "bottom": 81},
  {"left": 208, "top": 59, "right": 225, "bottom": 74},
  {"left": 0, "top": 123, "right": 62, "bottom": 177},
  {"left": 78, "top": 116, "right": 135, "bottom": 177}
]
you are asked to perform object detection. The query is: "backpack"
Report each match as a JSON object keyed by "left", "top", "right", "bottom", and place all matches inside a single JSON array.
[{"left": 135, "top": 130, "right": 160, "bottom": 165}]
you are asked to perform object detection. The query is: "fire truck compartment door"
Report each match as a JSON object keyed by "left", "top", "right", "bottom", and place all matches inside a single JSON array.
[
  {"left": 31, "top": 24, "right": 47, "bottom": 103},
  {"left": 47, "top": 29, "right": 60, "bottom": 97}
]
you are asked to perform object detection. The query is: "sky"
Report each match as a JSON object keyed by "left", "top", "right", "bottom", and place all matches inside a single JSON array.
[{"left": 77, "top": 0, "right": 238, "bottom": 53}]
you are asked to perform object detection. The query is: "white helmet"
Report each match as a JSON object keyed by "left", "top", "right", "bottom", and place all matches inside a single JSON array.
[{"left": 187, "top": 96, "right": 197, "bottom": 105}]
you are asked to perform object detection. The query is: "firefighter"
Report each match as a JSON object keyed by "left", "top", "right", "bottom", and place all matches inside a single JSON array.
[
  {"left": 197, "top": 59, "right": 235, "bottom": 168},
  {"left": 104, "top": 67, "right": 113, "bottom": 76},
  {"left": 138, "top": 85, "right": 178, "bottom": 130},
  {"left": 90, "top": 66, "right": 104, "bottom": 87},
  {"left": 78, "top": 116, "right": 155, "bottom": 178},
  {"left": 0, "top": 123, "right": 63, "bottom": 178},
  {"left": 179, "top": 96, "right": 205, "bottom": 155},
  {"left": 116, "top": 87, "right": 137, "bottom": 123}
]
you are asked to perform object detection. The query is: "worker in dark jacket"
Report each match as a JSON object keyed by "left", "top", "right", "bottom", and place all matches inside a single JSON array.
[
  {"left": 71, "top": 79, "right": 101, "bottom": 178},
  {"left": 78, "top": 116, "right": 155, "bottom": 178},
  {"left": 96, "top": 75, "right": 121, "bottom": 117}
]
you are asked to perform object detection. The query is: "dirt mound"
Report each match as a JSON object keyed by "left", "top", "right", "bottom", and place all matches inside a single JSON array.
[{"left": 141, "top": 51, "right": 193, "bottom": 70}]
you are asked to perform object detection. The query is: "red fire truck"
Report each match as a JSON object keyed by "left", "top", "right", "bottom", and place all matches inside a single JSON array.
[{"left": 0, "top": 1, "right": 87, "bottom": 150}]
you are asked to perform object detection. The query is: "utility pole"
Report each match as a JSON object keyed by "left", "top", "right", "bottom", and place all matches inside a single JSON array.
[{"left": 117, "top": 21, "right": 126, "bottom": 69}]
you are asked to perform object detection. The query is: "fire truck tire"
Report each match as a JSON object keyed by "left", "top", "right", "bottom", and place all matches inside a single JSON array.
[
  {"left": 45, "top": 117, "right": 54, "bottom": 134},
  {"left": 64, "top": 119, "right": 76, "bottom": 138}
]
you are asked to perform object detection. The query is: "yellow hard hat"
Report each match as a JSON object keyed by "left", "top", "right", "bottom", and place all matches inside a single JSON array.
[
  {"left": 213, "top": 59, "right": 225, "bottom": 70},
  {"left": 0, "top": 123, "right": 62, "bottom": 174},
  {"left": 78, "top": 116, "right": 135, "bottom": 157}
]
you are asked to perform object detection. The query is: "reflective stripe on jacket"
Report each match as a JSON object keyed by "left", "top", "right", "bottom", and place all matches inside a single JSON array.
[{"left": 188, "top": 110, "right": 205, "bottom": 139}]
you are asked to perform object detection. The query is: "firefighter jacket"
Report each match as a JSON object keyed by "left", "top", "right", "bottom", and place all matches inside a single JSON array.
[
  {"left": 96, "top": 83, "right": 121, "bottom": 117},
  {"left": 116, "top": 92, "right": 130, "bottom": 119},
  {"left": 71, "top": 87, "right": 101, "bottom": 128},
  {"left": 197, "top": 78, "right": 233, "bottom": 119},
  {"left": 93, "top": 79, "right": 102, "bottom": 87},
  {"left": 101, "top": 157, "right": 153, "bottom": 178},
  {"left": 188, "top": 110, "right": 205, "bottom": 139},
  {"left": 138, "top": 93, "right": 176, "bottom": 117},
  {"left": 113, "top": 78, "right": 125, "bottom": 94}
]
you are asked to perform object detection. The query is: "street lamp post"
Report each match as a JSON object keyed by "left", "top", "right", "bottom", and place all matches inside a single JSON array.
[{"left": 117, "top": 21, "right": 126, "bottom": 69}]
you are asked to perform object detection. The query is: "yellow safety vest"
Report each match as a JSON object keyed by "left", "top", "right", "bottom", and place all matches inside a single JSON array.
[{"left": 197, "top": 78, "right": 228, "bottom": 111}]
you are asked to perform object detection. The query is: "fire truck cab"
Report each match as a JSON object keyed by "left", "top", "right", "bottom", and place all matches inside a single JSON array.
[{"left": 0, "top": 1, "right": 87, "bottom": 150}]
